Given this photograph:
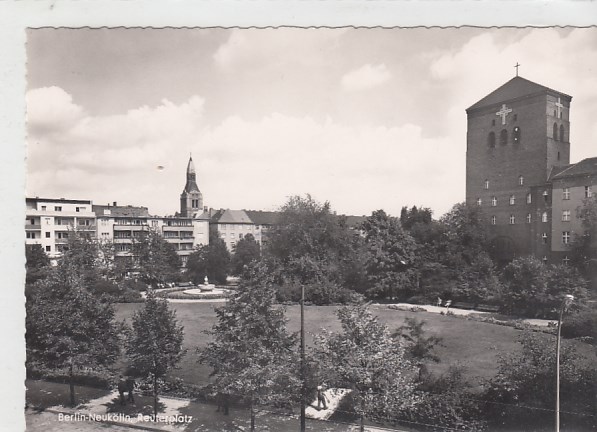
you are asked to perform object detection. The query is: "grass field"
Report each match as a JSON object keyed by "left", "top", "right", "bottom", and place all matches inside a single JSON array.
[{"left": 115, "top": 301, "right": 539, "bottom": 388}]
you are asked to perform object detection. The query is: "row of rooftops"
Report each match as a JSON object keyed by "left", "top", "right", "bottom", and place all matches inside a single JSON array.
[{"left": 25, "top": 198, "right": 367, "bottom": 228}]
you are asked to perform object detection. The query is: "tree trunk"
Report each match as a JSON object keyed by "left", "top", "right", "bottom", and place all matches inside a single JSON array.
[
  {"left": 250, "top": 399, "right": 255, "bottom": 432},
  {"left": 69, "top": 363, "right": 76, "bottom": 407},
  {"left": 360, "top": 394, "right": 365, "bottom": 432},
  {"left": 153, "top": 374, "right": 158, "bottom": 421}
]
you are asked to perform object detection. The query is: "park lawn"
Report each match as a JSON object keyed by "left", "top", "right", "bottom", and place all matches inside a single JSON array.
[{"left": 115, "top": 302, "right": 530, "bottom": 388}]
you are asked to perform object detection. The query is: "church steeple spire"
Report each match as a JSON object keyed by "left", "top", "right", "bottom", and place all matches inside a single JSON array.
[{"left": 180, "top": 154, "right": 203, "bottom": 218}]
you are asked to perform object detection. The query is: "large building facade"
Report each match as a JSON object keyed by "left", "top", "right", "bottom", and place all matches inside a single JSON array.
[{"left": 466, "top": 76, "right": 597, "bottom": 264}]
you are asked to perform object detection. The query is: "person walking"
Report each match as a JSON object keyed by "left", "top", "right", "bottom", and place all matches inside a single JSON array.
[
  {"left": 317, "top": 385, "right": 328, "bottom": 410},
  {"left": 126, "top": 376, "right": 136, "bottom": 404},
  {"left": 117, "top": 375, "right": 128, "bottom": 406}
]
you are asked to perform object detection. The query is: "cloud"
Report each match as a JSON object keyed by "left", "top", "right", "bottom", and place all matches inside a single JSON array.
[
  {"left": 26, "top": 86, "right": 85, "bottom": 136},
  {"left": 26, "top": 86, "right": 462, "bottom": 217},
  {"left": 341, "top": 63, "right": 391, "bottom": 92}
]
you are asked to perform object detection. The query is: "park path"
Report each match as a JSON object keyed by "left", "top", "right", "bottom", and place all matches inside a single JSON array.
[{"left": 379, "top": 303, "right": 556, "bottom": 327}]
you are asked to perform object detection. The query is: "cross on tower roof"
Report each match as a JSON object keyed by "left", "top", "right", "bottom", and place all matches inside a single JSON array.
[
  {"left": 514, "top": 62, "right": 521, "bottom": 76},
  {"left": 496, "top": 104, "right": 513, "bottom": 125},
  {"left": 555, "top": 97, "right": 564, "bottom": 118}
]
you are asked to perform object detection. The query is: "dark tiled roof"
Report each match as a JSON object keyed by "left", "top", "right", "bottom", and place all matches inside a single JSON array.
[
  {"left": 93, "top": 205, "right": 149, "bottom": 218},
  {"left": 467, "top": 76, "right": 572, "bottom": 112},
  {"left": 211, "top": 209, "right": 253, "bottom": 224},
  {"left": 342, "top": 215, "right": 367, "bottom": 229},
  {"left": 245, "top": 210, "right": 280, "bottom": 225},
  {"left": 552, "top": 157, "right": 597, "bottom": 180}
]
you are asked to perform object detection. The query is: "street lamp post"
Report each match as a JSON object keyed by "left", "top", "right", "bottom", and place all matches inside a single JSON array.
[
  {"left": 555, "top": 294, "right": 574, "bottom": 432},
  {"left": 300, "top": 284, "right": 306, "bottom": 432}
]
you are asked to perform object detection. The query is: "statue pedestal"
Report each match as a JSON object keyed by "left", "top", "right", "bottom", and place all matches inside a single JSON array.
[{"left": 198, "top": 283, "right": 216, "bottom": 292}]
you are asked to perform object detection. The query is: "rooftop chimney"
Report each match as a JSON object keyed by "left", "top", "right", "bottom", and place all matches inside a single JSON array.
[{"left": 113, "top": 201, "right": 117, "bottom": 207}]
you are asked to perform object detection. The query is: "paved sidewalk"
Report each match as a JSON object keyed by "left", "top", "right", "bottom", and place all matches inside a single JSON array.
[
  {"left": 27, "top": 380, "right": 406, "bottom": 431},
  {"left": 378, "top": 303, "right": 556, "bottom": 327}
]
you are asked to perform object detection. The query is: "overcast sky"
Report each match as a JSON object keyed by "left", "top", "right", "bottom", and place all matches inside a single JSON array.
[{"left": 25, "top": 28, "right": 597, "bottom": 218}]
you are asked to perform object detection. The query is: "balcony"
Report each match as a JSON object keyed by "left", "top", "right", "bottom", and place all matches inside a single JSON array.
[{"left": 25, "top": 224, "right": 41, "bottom": 230}]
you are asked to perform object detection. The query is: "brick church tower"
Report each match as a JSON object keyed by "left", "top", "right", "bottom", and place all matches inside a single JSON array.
[
  {"left": 465, "top": 76, "right": 572, "bottom": 261},
  {"left": 180, "top": 155, "right": 203, "bottom": 218}
]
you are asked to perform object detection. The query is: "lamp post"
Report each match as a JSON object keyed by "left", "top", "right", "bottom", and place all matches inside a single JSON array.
[
  {"left": 300, "top": 284, "right": 306, "bottom": 432},
  {"left": 555, "top": 294, "right": 574, "bottom": 432}
]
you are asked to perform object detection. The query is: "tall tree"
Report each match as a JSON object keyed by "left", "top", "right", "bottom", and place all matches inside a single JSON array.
[
  {"left": 25, "top": 243, "right": 51, "bottom": 286},
  {"left": 198, "top": 264, "right": 299, "bottom": 431},
  {"left": 231, "top": 233, "right": 261, "bottom": 275},
  {"left": 186, "top": 226, "right": 230, "bottom": 284},
  {"left": 133, "top": 229, "right": 181, "bottom": 286},
  {"left": 265, "top": 194, "right": 364, "bottom": 303},
  {"left": 126, "top": 289, "right": 185, "bottom": 420},
  {"left": 361, "top": 210, "right": 418, "bottom": 300},
  {"left": 314, "top": 304, "right": 418, "bottom": 432},
  {"left": 25, "top": 245, "right": 121, "bottom": 406}
]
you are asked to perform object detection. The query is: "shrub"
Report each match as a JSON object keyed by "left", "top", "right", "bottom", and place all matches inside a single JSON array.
[{"left": 561, "top": 305, "right": 597, "bottom": 342}]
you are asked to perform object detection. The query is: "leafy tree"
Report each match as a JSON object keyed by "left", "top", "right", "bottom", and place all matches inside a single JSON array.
[
  {"left": 198, "top": 264, "right": 299, "bottom": 431},
  {"left": 265, "top": 195, "right": 364, "bottom": 303},
  {"left": 126, "top": 289, "right": 185, "bottom": 420},
  {"left": 394, "top": 317, "right": 443, "bottom": 380},
  {"left": 500, "top": 257, "right": 588, "bottom": 318},
  {"left": 25, "top": 250, "right": 121, "bottom": 406},
  {"left": 484, "top": 331, "right": 597, "bottom": 431},
  {"left": 133, "top": 230, "right": 181, "bottom": 286},
  {"left": 361, "top": 210, "right": 418, "bottom": 300},
  {"left": 314, "top": 304, "right": 418, "bottom": 432},
  {"left": 231, "top": 233, "right": 261, "bottom": 275},
  {"left": 25, "top": 243, "right": 51, "bottom": 286},
  {"left": 400, "top": 206, "right": 433, "bottom": 231},
  {"left": 186, "top": 226, "right": 230, "bottom": 285}
]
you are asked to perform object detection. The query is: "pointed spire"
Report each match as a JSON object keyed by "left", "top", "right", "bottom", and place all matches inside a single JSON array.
[{"left": 187, "top": 154, "right": 196, "bottom": 175}]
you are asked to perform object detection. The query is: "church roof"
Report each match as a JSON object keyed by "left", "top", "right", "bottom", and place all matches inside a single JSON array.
[
  {"left": 551, "top": 157, "right": 597, "bottom": 180},
  {"left": 467, "top": 76, "right": 572, "bottom": 112}
]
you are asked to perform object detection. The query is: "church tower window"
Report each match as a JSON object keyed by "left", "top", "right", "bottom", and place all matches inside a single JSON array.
[
  {"left": 487, "top": 132, "right": 496, "bottom": 148},
  {"left": 491, "top": 196, "right": 497, "bottom": 206},
  {"left": 513, "top": 126, "right": 521, "bottom": 144},
  {"left": 542, "top": 212, "right": 548, "bottom": 223},
  {"left": 484, "top": 179, "right": 489, "bottom": 190},
  {"left": 509, "top": 195, "right": 516, "bottom": 205},
  {"left": 476, "top": 198, "right": 482, "bottom": 206},
  {"left": 526, "top": 213, "right": 532, "bottom": 223},
  {"left": 559, "top": 124, "right": 565, "bottom": 142},
  {"left": 526, "top": 193, "right": 532, "bottom": 204},
  {"left": 509, "top": 215, "right": 516, "bottom": 225},
  {"left": 518, "top": 175, "right": 524, "bottom": 186},
  {"left": 491, "top": 216, "right": 496, "bottom": 225},
  {"left": 500, "top": 129, "right": 508, "bottom": 146},
  {"left": 553, "top": 123, "right": 559, "bottom": 141}
]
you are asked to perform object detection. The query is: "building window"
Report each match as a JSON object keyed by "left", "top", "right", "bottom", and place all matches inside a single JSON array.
[
  {"left": 562, "top": 231, "right": 571, "bottom": 244},
  {"left": 542, "top": 233, "right": 548, "bottom": 244},
  {"left": 553, "top": 123, "right": 558, "bottom": 141},
  {"left": 526, "top": 213, "right": 532, "bottom": 223},
  {"left": 76, "top": 207, "right": 80, "bottom": 212},
  {"left": 562, "top": 210, "right": 571, "bottom": 222},
  {"left": 563, "top": 188, "right": 570, "bottom": 200},
  {"left": 484, "top": 180, "right": 489, "bottom": 190},
  {"left": 491, "top": 196, "right": 497, "bottom": 207},
  {"left": 585, "top": 186, "right": 593, "bottom": 198},
  {"left": 543, "top": 190, "right": 549, "bottom": 203},
  {"left": 513, "top": 126, "right": 521, "bottom": 144},
  {"left": 45, "top": 246, "right": 51, "bottom": 252},
  {"left": 487, "top": 132, "right": 496, "bottom": 148},
  {"left": 26, "top": 232, "right": 35, "bottom": 239},
  {"left": 509, "top": 195, "right": 516, "bottom": 205},
  {"left": 559, "top": 124, "right": 565, "bottom": 142},
  {"left": 509, "top": 215, "right": 516, "bottom": 225},
  {"left": 500, "top": 129, "right": 508, "bottom": 146},
  {"left": 476, "top": 198, "right": 482, "bottom": 206},
  {"left": 41, "top": 205, "right": 46, "bottom": 211},
  {"left": 542, "top": 212, "right": 548, "bottom": 223},
  {"left": 526, "top": 193, "right": 532, "bottom": 204},
  {"left": 54, "top": 206, "right": 62, "bottom": 212},
  {"left": 563, "top": 256, "right": 570, "bottom": 266},
  {"left": 518, "top": 175, "right": 524, "bottom": 186},
  {"left": 491, "top": 216, "right": 496, "bottom": 225},
  {"left": 45, "top": 232, "right": 50, "bottom": 238}
]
